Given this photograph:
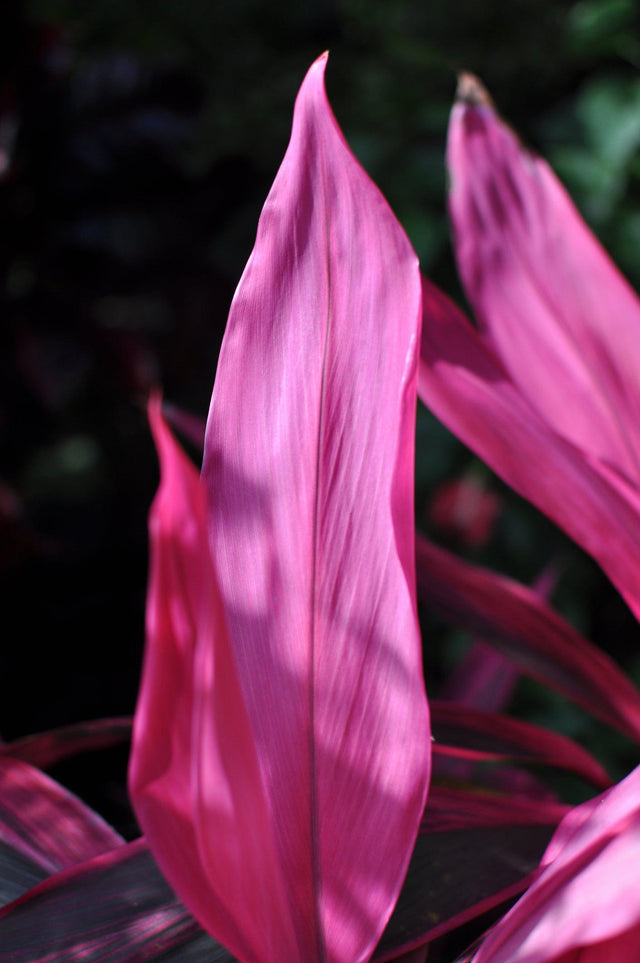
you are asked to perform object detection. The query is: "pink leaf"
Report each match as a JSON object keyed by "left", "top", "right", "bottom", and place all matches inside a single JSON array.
[
  {"left": 132, "top": 53, "right": 429, "bottom": 963},
  {"left": 471, "top": 764, "right": 640, "bottom": 962},
  {"left": 431, "top": 702, "right": 611, "bottom": 790},
  {"left": 448, "top": 75, "right": 640, "bottom": 483},
  {"left": 0, "top": 756, "right": 123, "bottom": 888},
  {"left": 416, "top": 534, "right": 640, "bottom": 741},
  {"left": 417, "top": 277, "right": 640, "bottom": 620}
]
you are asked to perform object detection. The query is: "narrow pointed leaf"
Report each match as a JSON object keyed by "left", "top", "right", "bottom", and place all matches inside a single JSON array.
[
  {"left": 431, "top": 702, "right": 611, "bottom": 789},
  {"left": 199, "top": 53, "right": 428, "bottom": 963},
  {"left": 471, "top": 765, "right": 640, "bottom": 962},
  {"left": 0, "top": 718, "right": 132, "bottom": 770},
  {"left": 440, "top": 564, "right": 558, "bottom": 714},
  {"left": 130, "top": 403, "right": 293, "bottom": 963},
  {"left": 0, "top": 839, "right": 232, "bottom": 962},
  {"left": 416, "top": 534, "right": 640, "bottom": 740},
  {"left": 449, "top": 76, "right": 640, "bottom": 482},
  {"left": 0, "top": 756, "right": 123, "bottom": 906},
  {"left": 421, "top": 786, "right": 568, "bottom": 833},
  {"left": 418, "top": 276, "right": 640, "bottom": 622}
]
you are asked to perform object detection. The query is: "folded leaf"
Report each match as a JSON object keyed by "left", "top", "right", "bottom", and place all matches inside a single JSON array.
[
  {"left": 431, "top": 702, "right": 611, "bottom": 789},
  {"left": 416, "top": 522, "right": 640, "bottom": 742},
  {"left": 449, "top": 75, "right": 640, "bottom": 483},
  {"left": 471, "top": 764, "right": 640, "bottom": 962},
  {"left": 200, "top": 53, "right": 428, "bottom": 962},
  {"left": 0, "top": 756, "right": 123, "bottom": 906},
  {"left": 0, "top": 838, "right": 229, "bottom": 961}
]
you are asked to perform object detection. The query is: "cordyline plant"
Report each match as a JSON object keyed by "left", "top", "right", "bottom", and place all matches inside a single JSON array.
[{"left": 1, "top": 53, "right": 640, "bottom": 963}]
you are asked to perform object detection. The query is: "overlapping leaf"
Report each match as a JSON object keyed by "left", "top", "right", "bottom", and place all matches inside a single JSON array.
[{"left": 416, "top": 535, "right": 640, "bottom": 740}]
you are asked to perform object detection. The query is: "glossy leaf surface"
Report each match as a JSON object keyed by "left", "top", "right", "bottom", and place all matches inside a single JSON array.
[{"left": 133, "top": 53, "right": 429, "bottom": 963}]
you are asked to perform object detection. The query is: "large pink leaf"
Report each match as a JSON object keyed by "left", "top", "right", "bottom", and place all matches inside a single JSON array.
[
  {"left": 416, "top": 534, "right": 640, "bottom": 740},
  {"left": 0, "top": 756, "right": 123, "bottom": 906},
  {"left": 134, "top": 53, "right": 429, "bottom": 963},
  {"left": 471, "top": 764, "right": 640, "bottom": 962},
  {"left": 448, "top": 75, "right": 640, "bottom": 483},
  {"left": 431, "top": 702, "right": 611, "bottom": 789},
  {"left": 417, "top": 278, "right": 640, "bottom": 622}
]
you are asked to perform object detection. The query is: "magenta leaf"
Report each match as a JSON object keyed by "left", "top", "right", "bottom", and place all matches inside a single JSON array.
[
  {"left": 0, "top": 839, "right": 231, "bottom": 961},
  {"left": 431, "top": 701, "right": 611, "bottom": 789},
  {"left": 449, "top": 75, "right": 640, "bottom": 484},
  {"left": 416, "top": 535, "right": 640, "bottom": 741},
  {"left": 470, "top": 764, "right": 640, "bottom": 962},
  {"left": 0, "top": 717, "right": 132, "bottom": 770},
  {"left": 418, "top": 276, "right": 640, "bottom": 622},
  {"left": 131, "top": 53, "right": 428, "bottom": 963}
]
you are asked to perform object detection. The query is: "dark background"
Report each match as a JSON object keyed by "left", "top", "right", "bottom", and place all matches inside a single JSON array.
[{"left": 2, "top": 0, "right": 640, "bottom": 832}]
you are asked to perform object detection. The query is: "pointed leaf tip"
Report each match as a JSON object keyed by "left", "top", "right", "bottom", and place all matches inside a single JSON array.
[
  {"left": 455, "top": 72, "right": 494, "bottom": 108},
  {"left": 201, "top": 54, "right": 427, "bottom": 963}
]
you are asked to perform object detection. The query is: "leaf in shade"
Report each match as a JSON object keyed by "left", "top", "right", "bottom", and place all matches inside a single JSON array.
[
  {"left": 420, "top": 786, "right": 568, "bottom": 833},
  {"left": 0, "top": 838, "right": 233, "bottom": 962},
  {"left": 418, "top": 275, "right": 640, "bottom": 623},
  {"left": 374, "top": 822, "right": 556, "bottom": 960},
  {"left": 440, "top": 563, "right": 559, "bottom": 715},
  {"left": 0, "top": 756, "right": 123, "bottom": 907},
  {"left": 416, "top": 535, "right": 640, "bottom": 742},
  {"left": 431, "top": 701, "right": 611, "bottom": 789},
  {"left": 132, "top": 53, "right": 428, "bottom": 963},
  {"left": 0, "top": 717, "right": 132, "bottom": 770}
]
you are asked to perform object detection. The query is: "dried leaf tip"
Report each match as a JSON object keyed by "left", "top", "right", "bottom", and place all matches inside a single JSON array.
[{"left": 456, "top": 72, "right": 494, "bottom": 109}]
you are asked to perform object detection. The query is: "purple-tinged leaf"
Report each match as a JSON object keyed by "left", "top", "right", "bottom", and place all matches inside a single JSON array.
[
  {"left": 162, "top": 401, "right": 206, "bottom": 450},
  {"left": 416, "top": 535, "right": 640, "bottom": 741},
  {"left": 0, "top": 756, "right": 123, "bottom": 907},
  {"left": 418, "top": 276, "right": 640, "bottom": 622},
  {"left": 421, "top": 786, "right": 568, "bottom": 833},
  {"left": 374, "top": 822, "right": 555, "bottom": 960},
  {"left": 431, "top": 701, "right": 611, "bottom": 789},
  {"left": 440, "top": 563, "right": 559, "bottom": 714},
  {"left": 133, "top": 54, "right": 429, "bottom": 963},
  {"left": 0, "top": 756, "right": 123, "bottom": 875},
  {"left": 0, "top": 838, "right": 232, "bottom": 961},
  {"left": 0, "top": 718, "right": 132, "bottom": 770}
]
